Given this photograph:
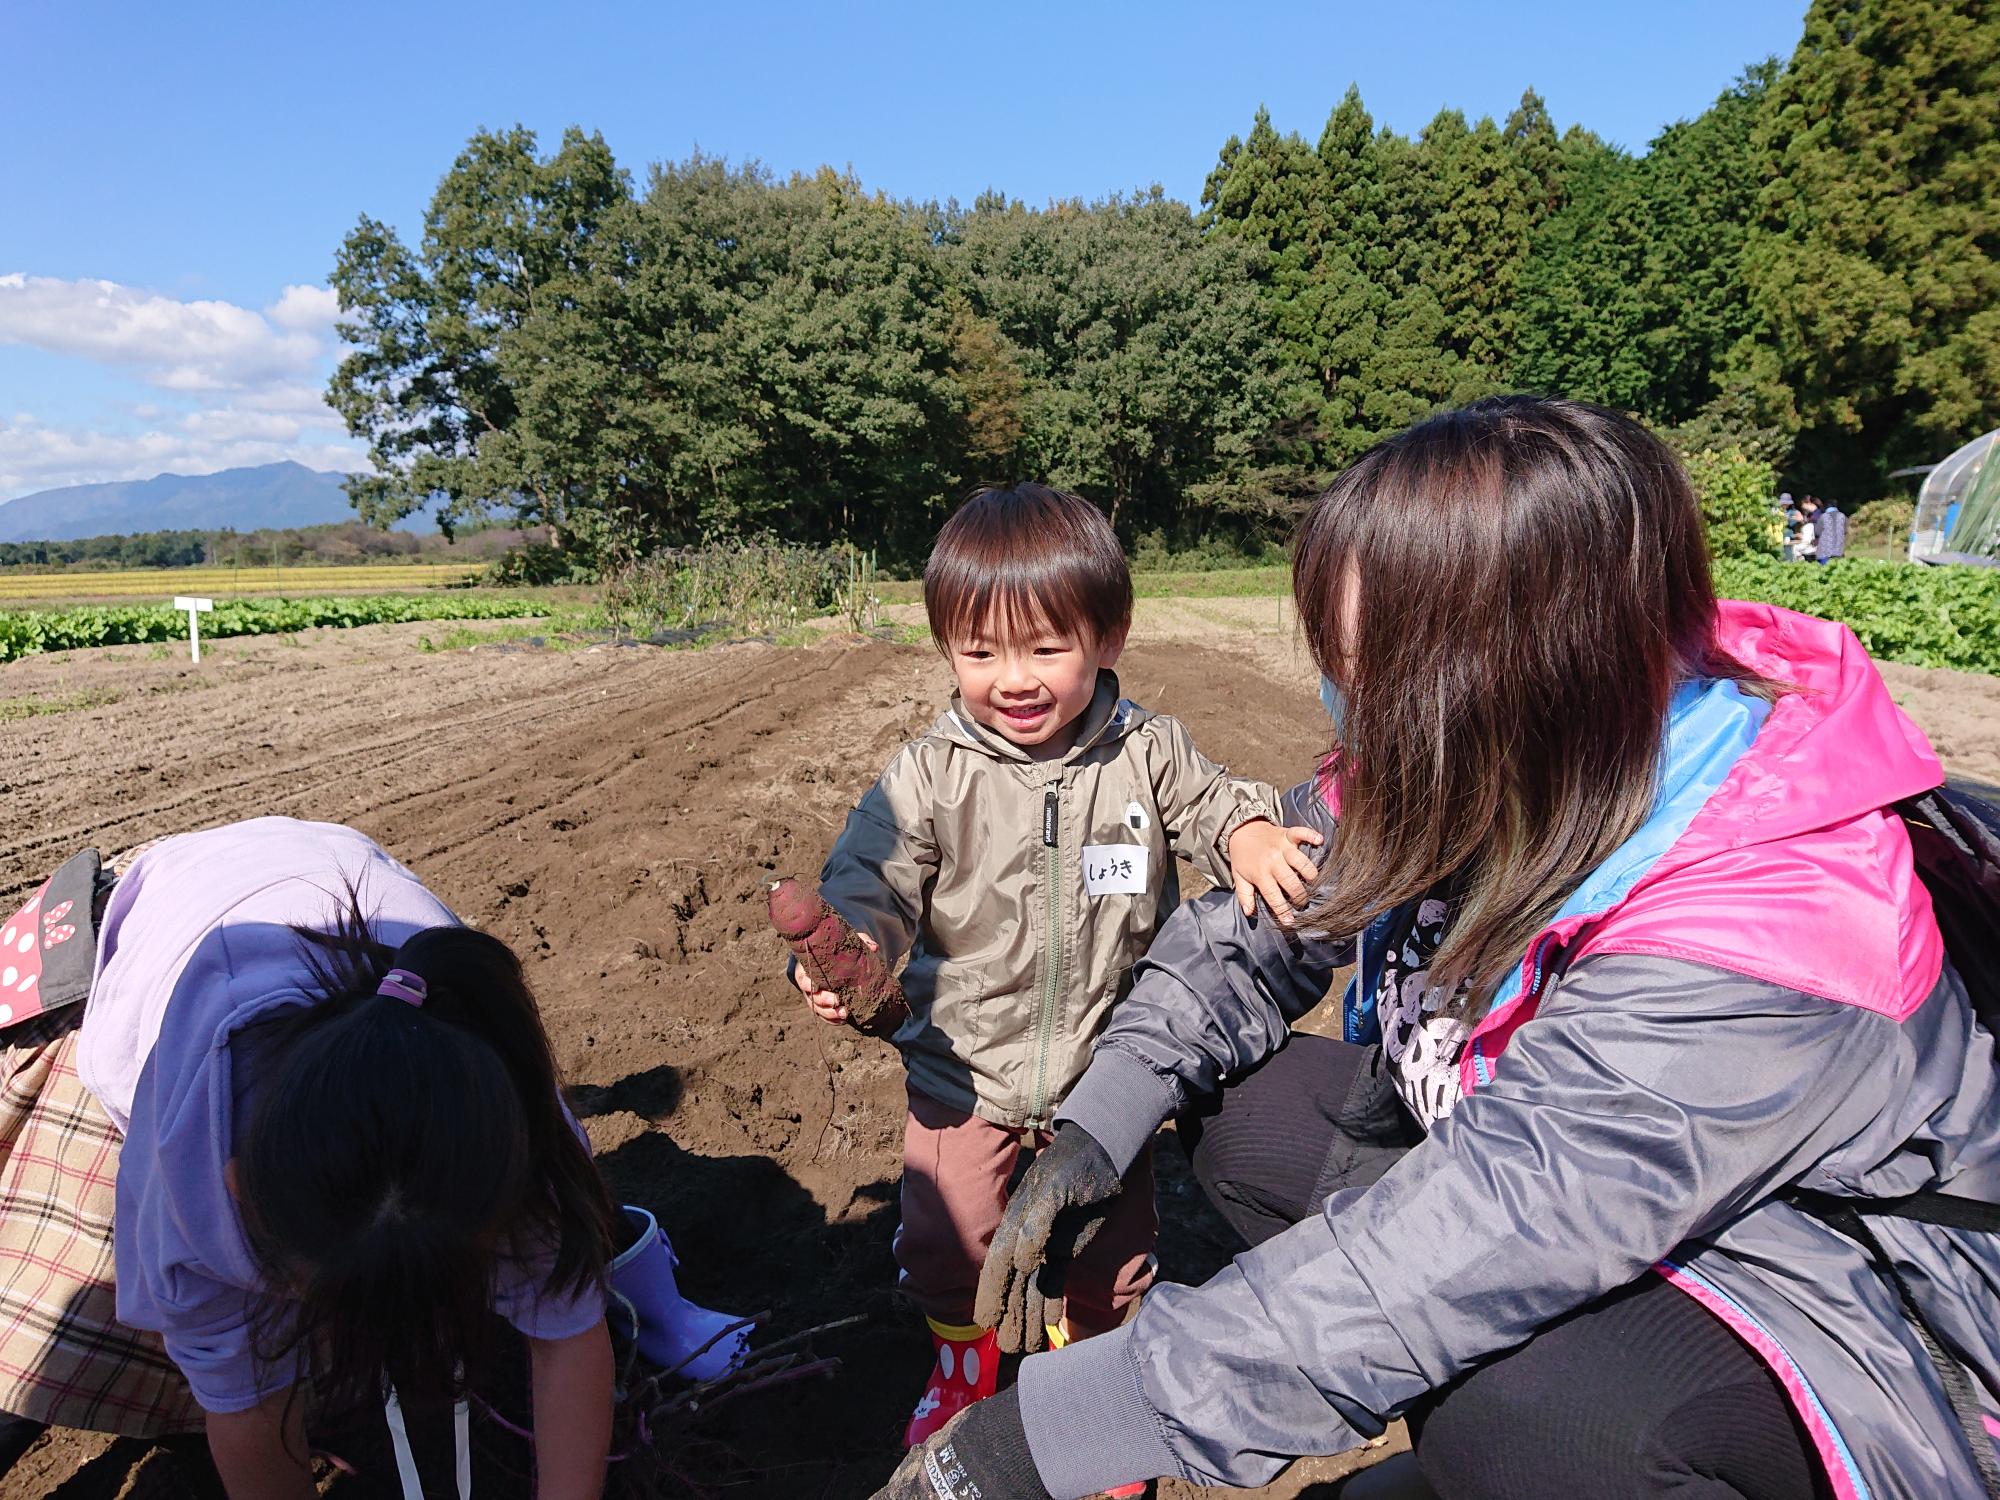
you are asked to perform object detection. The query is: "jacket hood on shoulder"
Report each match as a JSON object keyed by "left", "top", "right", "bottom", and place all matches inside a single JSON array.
[
  {"left": 1694, "top": 600, "right": 1943, "bottom": 847},
  {"left": 1462, "top": 602, "right": 1948, "bottom": 1086}
]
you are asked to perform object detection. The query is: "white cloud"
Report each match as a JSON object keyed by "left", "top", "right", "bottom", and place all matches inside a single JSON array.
[
  {"left": 233, "top": 381, "right": 349, "bottom": 418},
  {"left": 266, "top": 283, "right": 342, "bottom": 333},
  {"left": 0, "top": 273, "right": 338, "bottom": 393},
  {"left": 0, "top": 272, "right": 366, "bottom": 499},
  {"left": 0, "top": 411, "right": 366, "bottom": 501}
]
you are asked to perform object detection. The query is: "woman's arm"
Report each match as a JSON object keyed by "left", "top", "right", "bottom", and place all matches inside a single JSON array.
[
  {"left": 530, "top": 1318, "right": 614, "bottom": 1500},
  {"left": 1018, "top": 958, "right": 1908, "bottom": 1496},
  {"left": 206, "top": 1389, "right": 315, "bottom": 1500}
]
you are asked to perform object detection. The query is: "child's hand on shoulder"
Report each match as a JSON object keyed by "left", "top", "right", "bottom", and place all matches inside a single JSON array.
[
  {"left": 788, "top": 937, "right": 877, "bottom": 1025},
  {"left": 1227, "top": 818, "right": 1324, "bottom": 926}
]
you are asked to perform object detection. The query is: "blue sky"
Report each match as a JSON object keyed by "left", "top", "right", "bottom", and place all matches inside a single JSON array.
[{"left": 0, "top": 0, "right": 1807, "bottom": 502}]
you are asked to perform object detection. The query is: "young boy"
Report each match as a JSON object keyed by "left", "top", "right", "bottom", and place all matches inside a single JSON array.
[{"left": 792, "top": 484, "right": 1318, "bottom": 1448}]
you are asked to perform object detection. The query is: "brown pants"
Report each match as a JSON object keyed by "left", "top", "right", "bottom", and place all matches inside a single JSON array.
[{"left": 895, "top": 1085, "right": 1157, "bottom": 1333}]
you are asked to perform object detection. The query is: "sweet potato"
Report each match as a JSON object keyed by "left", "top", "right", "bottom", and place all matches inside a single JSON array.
[{"left": 767, "top": 876, "right": 908, "bottom": 1037}]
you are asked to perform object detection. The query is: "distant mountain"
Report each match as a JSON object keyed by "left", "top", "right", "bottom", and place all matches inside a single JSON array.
[{"left": 0, "top": 462, "right": 371, "bottom": 543}]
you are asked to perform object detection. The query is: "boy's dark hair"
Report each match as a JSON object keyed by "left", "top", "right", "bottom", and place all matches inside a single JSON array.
[
  {"left": 923, "top": 483, "right": 1132, "bottom": 651},
  {"left": 234, "top": 902, "right": 620, "bottom": 1414}
]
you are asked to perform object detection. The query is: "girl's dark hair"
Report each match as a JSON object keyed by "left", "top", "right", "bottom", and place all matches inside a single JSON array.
[
  {"left": 234, "top": 901, "right": 619, "bottom": 1412},
  {"left": 924, "top": 483, "right": 1133, "bottom": 651},
  {"left": 1293, "top": 395, "right": 1783, "bottom": 1006}
]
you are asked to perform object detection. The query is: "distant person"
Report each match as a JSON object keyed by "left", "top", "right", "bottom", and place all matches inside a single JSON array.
[
  {"left": 1817, "top": 500, "right": 1848, "bottom": 563},
  {"left": 1796, "top": 497, "right": 1819, "bottom": 562},
  {"left": 1776, "top": 494, "right": 1808, "bottom": 564},
  {"left": 794, "top": 483, "right": 1319, "bottom": 1454},
  {"left": 0, "top": 818, "right": 722, "bottom": 1500},
  {"left": 880, "top": 398, "right": 2000, "bottom": 1500}
]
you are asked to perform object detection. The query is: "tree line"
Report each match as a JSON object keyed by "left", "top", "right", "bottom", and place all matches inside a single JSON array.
[
  {"left": 328, "top": 0, "right": 1997, "bottom": 565},
  {"left": 0, "top": 522, "right": 534, "bottom": 572}
]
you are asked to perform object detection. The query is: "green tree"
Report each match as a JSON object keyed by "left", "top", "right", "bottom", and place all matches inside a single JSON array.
[
  {"left": 1203, "top": 89, "right": 1460, "bottom": 467},
  {"left": 496, "top": 160, "right": 963, "bottom": 556},
  {"left": 1744, "top": 0, "right": 2000, "bottom": 490},
  {"left": 955, "top": 193, "right": 1300, "bottom": 535},
  {"left": 1201, "top": 106, "right": 1323, "bottom": 280},
  {"left": 1640, "top": 65, "right": 1774, "bottom": 424},
  {"left": 1511, "top": 132, "right": 1656, "bottom": 410},
  {"left": 478, "top": 155, "right": 770, "bottom": 552},
  {"left": 1680, "top": 448, "right": 1783, "bottom": 558},
  {"left": 1310, "top": 92, "right": 1462, "bottom": 459},
  {"left": 1417, "top": 99, "right": 1555, "bottom": 388},
  {"left": 738, "top": 169, "right": 966, "bottom": 547},
  {"left": 948, "top": 303, "right": 1028, "bottom": 477},
  {"left": 327, "top": 126, "right": 630, "bottom": 536}
]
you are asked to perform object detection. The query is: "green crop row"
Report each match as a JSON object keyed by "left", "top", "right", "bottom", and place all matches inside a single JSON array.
[
  {"left": 0, "top": 594, "right": 553, "bottom": 663},
  {"left": 1713, "top": 557, "right": 2000, "bottom": 676}
]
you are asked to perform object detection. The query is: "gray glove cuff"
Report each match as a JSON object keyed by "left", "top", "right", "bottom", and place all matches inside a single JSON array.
[{"left": 1054, "top": 1048, "right": 1177, "bottom": 1175}]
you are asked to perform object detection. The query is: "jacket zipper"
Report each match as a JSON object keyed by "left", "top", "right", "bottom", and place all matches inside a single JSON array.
[
  {"left": 1470, "top": 934, "right": 1555, "bottom": 1091},
  {"left": 1030, "top": 781, "right": 1063, "bottom": 1127}
]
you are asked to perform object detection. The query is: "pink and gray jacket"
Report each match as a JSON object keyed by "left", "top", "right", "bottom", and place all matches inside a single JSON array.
[{"left": 1021, "top": 603, "right": 2000, "bottom": 1499}]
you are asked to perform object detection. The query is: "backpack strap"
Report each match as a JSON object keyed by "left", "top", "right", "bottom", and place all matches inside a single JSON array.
[{"left": 1896, "top": 787, "right": 2000, "bottom": 1026}]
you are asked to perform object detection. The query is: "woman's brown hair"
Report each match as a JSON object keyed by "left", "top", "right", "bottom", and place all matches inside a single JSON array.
[{"left": 1294, "top": 395, "right": 1778, "bottom": 1007}]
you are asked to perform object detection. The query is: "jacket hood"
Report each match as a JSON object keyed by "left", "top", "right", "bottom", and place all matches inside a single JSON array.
[
  {"left": 1461, "top": 602, "right": 1947, "bottom": 1084},
  {"left": 1692, "top": 600, "right": 1943, "bottom": 846}
]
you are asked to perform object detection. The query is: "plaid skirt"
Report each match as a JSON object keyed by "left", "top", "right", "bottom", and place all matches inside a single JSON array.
[{"left": 0, "top": 1007, "right": 202, "bottom": 1435}]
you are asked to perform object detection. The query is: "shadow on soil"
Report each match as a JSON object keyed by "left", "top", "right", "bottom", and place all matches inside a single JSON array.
[
  {"left": 586, "top": 1107, "right": 1249, "bottom": 1500},
  {"left": 595, "top": 1127, "right": 910, "bottom": 1499}
]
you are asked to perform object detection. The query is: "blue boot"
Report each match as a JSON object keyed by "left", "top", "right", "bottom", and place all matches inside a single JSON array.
[{"left": 608, "top": 1206, "right": 750, "bottom": 1383}]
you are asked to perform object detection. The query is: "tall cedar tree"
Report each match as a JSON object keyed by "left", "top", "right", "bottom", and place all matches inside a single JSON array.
[{"left": 1746, "top": 0, "right": 2000, "bottom": 490}]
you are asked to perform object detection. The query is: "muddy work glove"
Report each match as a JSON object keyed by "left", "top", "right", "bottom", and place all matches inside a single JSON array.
[
  {"left": 875, "top": 1389, "right": 1051, "bottom": 1500},
  {"left": 975, "top": 1124, "right": 1123, "bottom": 1354}
]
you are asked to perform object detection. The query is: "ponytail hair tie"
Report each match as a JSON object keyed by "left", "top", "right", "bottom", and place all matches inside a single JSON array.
[{"left": 376, "top": 968, "right": 427, "bottom": 1007}]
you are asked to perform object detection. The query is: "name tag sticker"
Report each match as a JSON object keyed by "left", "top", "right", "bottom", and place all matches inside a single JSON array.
[{"left": 1083, "top": 843, "right": 1150, "bottom": 896}]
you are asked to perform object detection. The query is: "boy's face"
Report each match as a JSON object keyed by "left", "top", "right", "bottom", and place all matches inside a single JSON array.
[{"left": 946, "top": 615, "right": 1127, "bottom": 759}]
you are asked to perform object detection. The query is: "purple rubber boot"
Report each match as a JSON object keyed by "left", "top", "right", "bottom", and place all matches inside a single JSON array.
[{"left": 608, "top": 1205, "right": 750, "bottom": 1383}]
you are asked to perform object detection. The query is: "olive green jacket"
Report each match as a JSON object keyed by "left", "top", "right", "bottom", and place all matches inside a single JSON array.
[{"left": 818, "top": 672, "right": 1280, "bottom": 1128}]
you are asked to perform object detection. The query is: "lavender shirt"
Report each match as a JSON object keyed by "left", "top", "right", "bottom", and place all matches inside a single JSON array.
[{"left": 84, "top": 817, "right": 603, "bottom": 1414}]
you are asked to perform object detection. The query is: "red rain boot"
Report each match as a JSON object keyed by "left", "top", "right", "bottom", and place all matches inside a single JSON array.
[{"left": 904, "top": 1320, "right": 999, "bottom": 1448}]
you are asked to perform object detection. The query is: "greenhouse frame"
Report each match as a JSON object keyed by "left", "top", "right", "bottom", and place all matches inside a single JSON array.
[{"left": 1909, "top": 428, "right": 2000, "bottom": 565}]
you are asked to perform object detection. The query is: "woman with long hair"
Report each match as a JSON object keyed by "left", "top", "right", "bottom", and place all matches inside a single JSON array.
[{"left": 885, "top": 397, "right": 2000, "bottom": 1500}]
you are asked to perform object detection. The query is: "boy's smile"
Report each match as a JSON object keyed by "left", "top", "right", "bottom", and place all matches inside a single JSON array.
[{"left": 948, "top": 615, "right": 1127, "bottom": 761}]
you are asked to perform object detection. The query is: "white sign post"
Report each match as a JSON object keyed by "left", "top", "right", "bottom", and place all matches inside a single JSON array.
[{"left": 172, "top": 596, "right": 214, "bottom": 663}]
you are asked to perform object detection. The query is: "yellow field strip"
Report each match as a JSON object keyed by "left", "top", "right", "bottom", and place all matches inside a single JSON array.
[{"left": 0, "top": 564, "right": 483, "bottom": 602}]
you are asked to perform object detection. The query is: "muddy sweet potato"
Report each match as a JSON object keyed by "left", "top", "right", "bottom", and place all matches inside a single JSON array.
[{"left": 767, "top": 876, "right": 909, "bottom": 1037}]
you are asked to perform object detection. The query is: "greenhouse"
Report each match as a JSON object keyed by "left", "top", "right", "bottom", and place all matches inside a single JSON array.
[{"left": 1909, "top": 428, "right": 2000, "bottom": 564}]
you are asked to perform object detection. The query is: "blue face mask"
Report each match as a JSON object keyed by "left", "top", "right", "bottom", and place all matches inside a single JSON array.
[{"left": 1319, "top": 675, "right": 1348, "bottom": 735}]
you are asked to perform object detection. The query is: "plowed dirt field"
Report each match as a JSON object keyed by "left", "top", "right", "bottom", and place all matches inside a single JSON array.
[{"left": 1, "top": 601, "right": 1993, "bottom": 1499}]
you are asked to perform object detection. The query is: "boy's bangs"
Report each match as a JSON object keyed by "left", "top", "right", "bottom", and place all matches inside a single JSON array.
[{"left": 931, "top": 559, "right": 1084, "bottom": 648}]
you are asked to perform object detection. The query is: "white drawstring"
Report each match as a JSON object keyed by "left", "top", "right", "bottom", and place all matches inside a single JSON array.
[
  {"left": 383, "top": 1384, "right": 423, "bottom": 1500},
  {"left": 383, "top": 1384, "right": 473, "bottom": 1500}
]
